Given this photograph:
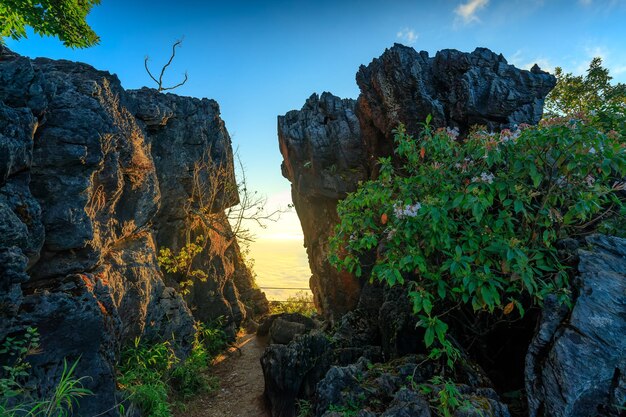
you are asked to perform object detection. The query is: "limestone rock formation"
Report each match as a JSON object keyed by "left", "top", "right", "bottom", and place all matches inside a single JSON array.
[
  {"left": 0, "top": 46, "right": 266, "bottom": 415},
  {"left": 279, "top": 45, "right": 556, "bottom": 321},
  {"left": 526, "top": 235, "right": 626, "bottom": 417},
  {"left": 261, "top": 331, "right": 384, "bottom": 417},
  {"left": 278, "top": 92, "right": 367, "bottom": 320},
  {"left": 257, "top": 312, "right": 319, "bottom": 345},
  {"left": 356, "top": 44, "right": 556, "bottom": 162}
]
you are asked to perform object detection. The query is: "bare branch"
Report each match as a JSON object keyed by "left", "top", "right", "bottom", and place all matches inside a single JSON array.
[
  {"left": 144, "top": 56, "right": 159, "bottom": 85},
  {"left": 144, "top": 38, "right": 188, "bottom": 91},
  {"left": 160, "top": 71, "right": 188, "bottom": 92},
  {"left": 158, "top": 38, "right": 183, "bottom": 87}
]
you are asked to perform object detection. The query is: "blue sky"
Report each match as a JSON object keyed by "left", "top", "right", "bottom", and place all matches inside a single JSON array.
[{"left": 7, "top": 0, "right": 626, "bottom": 239}]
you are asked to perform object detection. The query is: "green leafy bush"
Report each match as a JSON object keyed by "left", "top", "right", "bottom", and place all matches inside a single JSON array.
[
  {"left": 117, "top": 338, "right": 176, "bottom": 417},
  {"left": 158, "top": 236, "right": 209, "bottom": 295},
  {"left": 330, "top": 116, "right": 625, "bottom": 368},
  {"left": 0, "top": 327, "right": 92, "bottom": 417},
  {"left": 117, "top": 321, "right": 227, "bottom": 416},
  {"left": 269, "top": 291, "right": 317, "bottom": 317},
  {"left": 417, "top": 376, "right": 471, "bottom": 417}
]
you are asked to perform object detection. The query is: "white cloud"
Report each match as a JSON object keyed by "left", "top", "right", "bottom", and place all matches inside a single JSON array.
[
  {"left": 508, "top": 50, "right": 554, "bottom": 74},
  {"left": 613, "top": 65, "right": 626, "bottom": 75},
  {"left": 575, "top": 45, "right": 610, "bottom": 73},
  {"left": 454, "top": 0, "right": 490, "bottom": 24},
  {"left": 509, "top": 45, "right": 626, "bottom": 83},
  {"left": 396, "top": 28, "right": 418, "bottom": 45}
]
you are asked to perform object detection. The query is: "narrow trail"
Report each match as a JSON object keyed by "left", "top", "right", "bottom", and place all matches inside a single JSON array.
[{"left": 177, "top": 333, "right": 270, "bottom": 417}]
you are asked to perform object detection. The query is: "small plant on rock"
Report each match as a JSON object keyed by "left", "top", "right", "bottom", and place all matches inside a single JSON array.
[
  {"left": 418, "top": 376, "right": 471, "bottom": 417},
  {"left": 0, "top": 327, "right": 92, "bottom": 417},
  {"left": 117, "top": 321, "right": 227, "bottom": 416},
  {"left": 296, "top": 399, "right": 313, "bottom": 417}
]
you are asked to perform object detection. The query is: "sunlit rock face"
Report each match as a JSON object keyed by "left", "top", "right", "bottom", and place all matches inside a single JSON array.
[
  {"left": 279, "top": 45, "right": 555, "bottom": 321},
  {"left": 0, "top": 45, "right": 265, "bottom": 416}
]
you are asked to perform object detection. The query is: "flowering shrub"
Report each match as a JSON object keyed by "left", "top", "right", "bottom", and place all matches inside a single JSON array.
[{"left": 329, "top": 115, "right": 625, "bottom": 365}]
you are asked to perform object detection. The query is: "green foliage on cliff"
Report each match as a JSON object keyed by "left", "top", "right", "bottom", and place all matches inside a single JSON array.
[
  {"left": 0, "top": 327, "right": 92, "bottom": 417},
  {"left": 0, "top": 0, "right": 100, "bottom": 48},
  {"left": 329, "top": 115, "right": 625, "bottom": 370},
  {"left": 158, "top": 235, "right": 209, "bottom": 295},
  {"left": 117, "top": 321, "right": 227, "bottom": 416}
]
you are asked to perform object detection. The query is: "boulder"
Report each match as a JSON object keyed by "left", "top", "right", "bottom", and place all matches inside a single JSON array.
[
  {"left": 270, "top": 318, "right": 307, "bottom": 345},
  {"left": 257, "top": 312, "right": 318, "bottom": 344},
  {"left": 261, "top": 332, "right": 334, "bottom": 417}
]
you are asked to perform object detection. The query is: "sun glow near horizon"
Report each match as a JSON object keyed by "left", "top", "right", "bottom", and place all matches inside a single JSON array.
[
  {"left": 239, "top": 187, "right": 305, "bottom": 242},
  {"left": 236, "top": 187, "right": 311, "bottom": 300}
]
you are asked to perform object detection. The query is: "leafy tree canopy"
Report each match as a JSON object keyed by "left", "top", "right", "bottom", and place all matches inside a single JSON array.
[
  {"left": 0, "top": 0, "right": 100, "bottom": 48},
  {"left": 545, "top": 57, "right": 625, "bottom": 131}
]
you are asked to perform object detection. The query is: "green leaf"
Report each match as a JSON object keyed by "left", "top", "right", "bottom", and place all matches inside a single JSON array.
[
  {"left": 437, "top": 281, "right": 446, "bottom": 299},
  {"left": 423, "top": 297, "right": 433, "bottom": 315},
  {"left": 424, "top": 327, "right": 435, "bottom": 347}
]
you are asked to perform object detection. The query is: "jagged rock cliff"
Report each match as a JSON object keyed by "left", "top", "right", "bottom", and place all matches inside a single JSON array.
[
  {"left": 279, "top": 44, "right": 556, "bottom": 321},
  {"left": 0, "top": 46, "right": 266, "bottom": 415}
]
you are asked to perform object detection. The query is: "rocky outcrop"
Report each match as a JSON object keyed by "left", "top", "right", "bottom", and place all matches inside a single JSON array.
[
  {"left": 526, "top": 235, "right": 626, "bottom": 417},
  {"left": 278, "top": 92, "right": 367, "bottom": 320},
  {"left": 356, "top": 45, "right": 555, "bottom": 163},
  {"left": 0, "top": 46, "right": 266, "bottom": 415},
  {"left": 126, "top": 87, "right": 269, "bottom": 337},
  {"left": 262, "top": 324, "right": 510, "bottom": 417},
  {"left": 261, "top": 331, "right": 384, "bottom": 417},
  {"left": 279, "top": 45, "right": 556, "bottom": 321},
  {"left": 261, "top": 333, "right": 334, "bottom": 417}
]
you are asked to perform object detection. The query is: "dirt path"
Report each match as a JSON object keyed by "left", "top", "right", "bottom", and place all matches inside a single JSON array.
[{"left": 177, "top": 333, "right": 270, "bottom": 417}]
